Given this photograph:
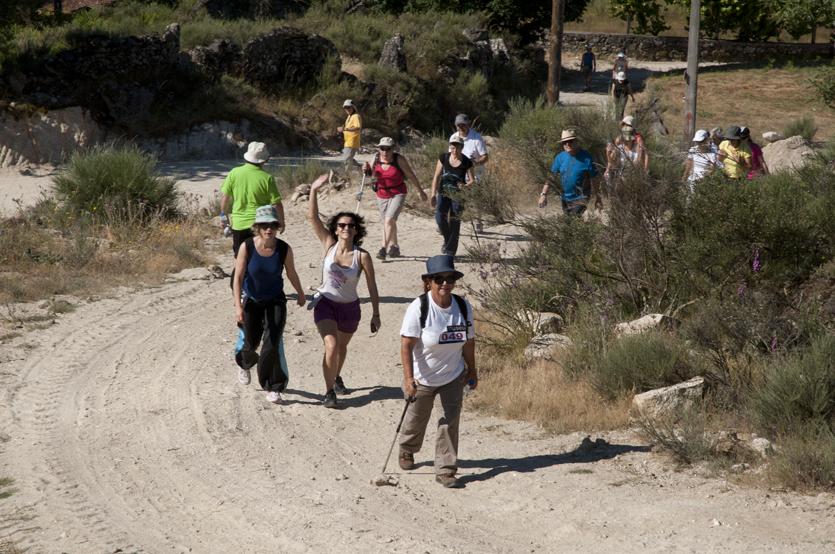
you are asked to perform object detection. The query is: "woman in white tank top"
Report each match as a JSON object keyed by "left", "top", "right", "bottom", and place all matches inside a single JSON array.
[
  {"left": 308, "top": 174, "right": 381, "bottom": 409},
  {"left": 605, "top": 125, "right": 647, "bottom": 188}
]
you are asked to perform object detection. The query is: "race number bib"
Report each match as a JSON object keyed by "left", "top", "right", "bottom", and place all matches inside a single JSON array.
[{"left": 439, "top": 325, "right": 467, "bottom": 344}]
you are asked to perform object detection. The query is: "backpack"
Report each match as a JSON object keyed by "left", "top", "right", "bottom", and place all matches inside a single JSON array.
[
  {"left": 418, "top": 292, "right": 470, "bottom": 330},
  {"left": 229, "top": 237, "right": 289, "bottom": 289},
  {"left": 371, "top": 152, "right": 408, "bottom": 192}
]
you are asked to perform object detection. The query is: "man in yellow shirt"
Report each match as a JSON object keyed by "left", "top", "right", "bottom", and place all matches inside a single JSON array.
[
  {"left": 338, "top": 99, "right": 362, "bottom": 172},
  {"left": 718, "top": 125, "right": 752, "bottom": 179}
]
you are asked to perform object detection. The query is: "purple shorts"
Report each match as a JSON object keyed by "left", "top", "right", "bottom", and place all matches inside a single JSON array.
[{"left": 313, "top": 296, "right": 361, "bottom": 334}]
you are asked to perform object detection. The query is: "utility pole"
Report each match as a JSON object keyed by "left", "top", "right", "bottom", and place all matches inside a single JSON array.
[
  {"left": 683, "top": 0, "right": 701, "bottom": 141},
  {"left": 547, "top": 0, "right": 566, "bottom": 105}
]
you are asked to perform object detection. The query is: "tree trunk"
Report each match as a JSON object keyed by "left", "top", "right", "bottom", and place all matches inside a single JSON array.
[
  {"left": 626, "top": 10, "right": 632, "bottom": 35},
  {"left": 811, "top": 26, "right": 817, "bottom": 44},
  {"left": 547, "top": 0, "right": 565, "bottom": 105}
]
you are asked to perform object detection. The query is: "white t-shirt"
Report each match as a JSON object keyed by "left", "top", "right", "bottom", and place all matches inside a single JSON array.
[
  {"left": 400, "top": 294, "right": 474, "bottom": 387},
  {"left": 688, "top": 146, "right": 720, "bottom": 182}
]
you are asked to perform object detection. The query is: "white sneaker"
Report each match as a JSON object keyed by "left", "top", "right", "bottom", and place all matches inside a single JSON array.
[
  {"left": 266, "top": 391, "right": 282, "bottom": 404},
  {"left": 238, "top": 368, "right": 251, "bottom": 385}
]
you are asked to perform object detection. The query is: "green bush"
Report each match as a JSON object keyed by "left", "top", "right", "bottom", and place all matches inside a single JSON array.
[
  {"left": 810, "top": 64, "right": 835, "bottom": 109},
  {"left": 767, "top": 427, "right": 835, "bottom": 491},
  {"left": 635, "top": 400, "right": 728, "bottom": 465},
  {"left": 270, "top": 158, "right": 330, "bottom": 198},
  {"left": 782, "top": 115, "right": 818, "bottom": 142},
  {"left": 52, "top": 143, "right": 179, "bottom": 217}
]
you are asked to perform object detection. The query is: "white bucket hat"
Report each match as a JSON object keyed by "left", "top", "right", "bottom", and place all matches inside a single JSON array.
[
  {"left": 377, "top": 137, "right": 396, "bottom": 148},
  {"left": 616, "top": 72, "right": 626, "bottom": 81},
  {"left": 244, "top": 142, "right": 270, "bottom": 164}
]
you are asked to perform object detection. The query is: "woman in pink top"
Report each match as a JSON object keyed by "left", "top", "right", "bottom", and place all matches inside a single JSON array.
[
  {"left": 740, "top": 126, "right": 769, "bottom": 179},
  {"left": 362, "top": 137, "right": 428, "bottom": 261}
]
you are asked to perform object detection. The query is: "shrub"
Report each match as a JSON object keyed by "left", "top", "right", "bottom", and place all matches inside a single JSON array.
[
  {"left": 52, "top": 143, "right": 179, "bottom": 217},
  {"left": 766, "top": 427, "right": 835, "bottom": 491},
  {"left": 810, "top": 64, "right": 835, "bottom": 109},
  {"left": 782, "top": 115, "right": 818, "bottom": 142},
  {"left": 635, "top": 400, "right": 729, "bottom": 465},
  {"left": 270, "top": 158, "right": 330, "bottom": 198}
]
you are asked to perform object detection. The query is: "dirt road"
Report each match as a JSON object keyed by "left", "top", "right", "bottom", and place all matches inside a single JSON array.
[{"left": 1, "top": 167, "right": 833, "bottom": 553}]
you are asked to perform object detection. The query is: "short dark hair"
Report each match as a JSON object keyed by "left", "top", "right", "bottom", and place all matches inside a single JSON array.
[{"left": 326, "top": 212, "right": 367, "bottom": 246}]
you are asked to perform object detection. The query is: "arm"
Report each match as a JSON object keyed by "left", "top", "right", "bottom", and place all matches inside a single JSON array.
[
  {"left": 463, "top": 167, "right": 475, "bottom": 186},
  {"left": 430, "top": 159, "right": 443, "bottom": 208},
  {"left": 273, "top": 201, "right": 285, "bottom": 234},
  {"left": 591, "top": 174, "right": 602, "bottom": 209},
  {"left": 359, "top": 250, "right": 382, "bottom": 332},
  {"left": 539, "top": 172, "right": 557, "bottom": 208},
  {"left": 627, "top": 84, "right": 635, "bottom": 102},
  {"left": 462, "top": 338, "right": 477, "bottom": 390},
  {"left": 398, "top": 155, "right": 428, "bottom": 202},
  {"left": 611, "top": 82, "right": 616, "bottom": 102},
  {"left": 475, "top": 153, "right": 488, "bottom": 166},
  {"left": 592, "top": 54, "right": 596, "bottom": 72},
  {"left": 401, "top": 336, "right": 420, "bottom": 397},
  {"left": 283, "top": 246, "right": 306, "bottom": 307},
  {"left": 221, "top": 193, "right": 231, "bottom": 225},
  {"left": 308, "top": 174, "right": 336, "bottom": 250},
  {"left": 640, "top": 138, "right": 650, "bottom": 172},
  {"left": 233, "top": 242, "right": 248, "bottom": 324},
  {"left": 683, "top": 158, "right": 693, "bottom": 181}
]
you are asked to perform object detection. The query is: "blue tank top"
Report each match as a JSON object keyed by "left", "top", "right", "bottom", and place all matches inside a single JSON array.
[{"left": 243, "top": 242, "right": 285, "bottom": 301}]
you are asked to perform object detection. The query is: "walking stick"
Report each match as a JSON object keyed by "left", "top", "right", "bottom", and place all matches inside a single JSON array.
[{"left": 355, "top": 172, "right": 367, "bottom": 213}]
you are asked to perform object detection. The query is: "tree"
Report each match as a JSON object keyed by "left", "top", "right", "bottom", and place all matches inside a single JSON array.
[
  {"left": 672, "top": 0, "right": 782, "bottom": 41},
  {"left": 765, "top": 0, "right": 835, "bottom": 42},
  {"left": 608, "top": 0, "right": 670, "bottom": 36}
]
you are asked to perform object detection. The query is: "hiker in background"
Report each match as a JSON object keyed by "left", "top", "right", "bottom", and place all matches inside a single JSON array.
[
  {"left": 220, "top": 142, "right": 284, "bottom": 257},
  {"left": 581, "top": 44, "right": 596, "bottom": 91},
  {"left": 606, "top": 125, "right": 648, "bottom": 188},
  {"left": 718, "top": 125, "right": 752, "bottom": 179},
  {"left": 616, "top": 115, "right": 650, "bottom": 173},
  {"left": 431, "top": 135, "right": 475, "bottom": 257},
  {"left": 740, "top": 126, "right": 769, "bottom": 179},
  {"left": 612, "top": 51, "right": 629, "bottom": 80},
  {"left": 539, "top": 129, "right": 602, "bottom": 217},
  {"left": 450, "top": 113, "right": 488, "bottom": 233},
  {"left": 308, "top": 174, "right": 381, "bottom": 409},
  {"left": 683, "top": 129, "right": 721, "bottom": 194},
  {"left": 362, "top": 137, "right": 427, "bottom": 261},
  {"left": 709, "top": 127, "right": 724, "bottom": 153},
  {"left": 338, "top": 99, "right": 362, "bottom": 172},
  {"left": 611, "top": 72, "right": 635, "bottom": 119},
  {"left": 232, "top": 205, "right": 306, "bottom": 405},
  {"left": 398, "top": 255, "right": 476, "bottom": 489}
]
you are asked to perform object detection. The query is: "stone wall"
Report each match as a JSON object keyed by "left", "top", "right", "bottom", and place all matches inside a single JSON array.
[{"left": 557, "top": 31, "right": 834, "bottom": 62}]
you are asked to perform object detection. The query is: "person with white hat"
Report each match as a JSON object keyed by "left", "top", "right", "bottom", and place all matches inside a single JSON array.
[
  {"left": 605, "top": 125, "right": 647, "bottom": 186},
  {"left": 611, "top": 71, "right": 635, "bottom": 119},
  {"left": 683, "top": 130, "right": 721, "bottom": 194},
  {"left": 220, "top": 141, "right": 284, "bottom": 258},
  {"left": 430, "top": 134, "right": 475, "bottom": 256},
  {"left": 338, "top": 99, "right": 362, "bottom": 172},
  {"left": 232, "top": 205, "right": 306, "bottom": 404},
  {"left": 616, "top": 115, "right": 650, "bottom": 172},
  {"left": 612, "top": 51, "right": 628, "bottom": 80},
  {"left": 539, "top": 129, "right": 602, "bottom": 216},
  {"left": 581, "top": 44, "right": 596, "bottom": 91},
  {"left": 449, "top": 113, "right": 488, "bottom": 233}
]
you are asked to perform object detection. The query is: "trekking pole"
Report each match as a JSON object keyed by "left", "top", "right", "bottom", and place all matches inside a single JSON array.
[
  {"left": 355, "top": 172, "right": 367, "bottom": 213},
  {"left": 378, "top": 392, "right": 417, "bottom": 478}
]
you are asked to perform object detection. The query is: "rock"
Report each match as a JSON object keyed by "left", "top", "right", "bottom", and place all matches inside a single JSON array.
[
  {"left": 207, "top": 265, "right": 228, "bottom": 279},
  {"left": 189, "top": 38, "right": 243, "bottom": 79},
  {"left": 379, "top": 34, "right": 407, "bottom": 72},
  {"left": 0, "top": 432, "right": 11, "bottom": 442},
  {"left": 335, "top": 473, "right": 349, "bottom": 480},
  {"left": 100, "top": 81, "right": 154, "bottom": 128},
  {"left": 762, "top": 135, "right": 815, "bottom": 173},
  {"left": 523, "top": 333, "right": 572, "bottom": 361},
  {"left": 489, "top": 38, "right": 511, "bottom": 66},
  {"left": 518, "top": 309, "right": 564, "bottom": 333},
  {"left": 463, "top": 29, "right": 489, "bottom": 42},
  {"left": 762, "top": 131, "right": 785, "bottom": 143},
  {"left": 631, "top": 377, "right": 705, "bottom": 419},
  {"left": 290, "top": 192, "right": 301, "bottom": 202},
  {"left": 751, "top": 437, "right": 774, "bottom": 458},
  {"left": 576, "top": 436, "right": 608, "bottom": 452},
  {"left": 295, "top": 183, "right": 312, "bottom": 194},
  {"left": 170, "top": 267, "right": 212, "bottom": 281},
  {"left": 615, "top": 314, "right": 680, "bottom": 336}
]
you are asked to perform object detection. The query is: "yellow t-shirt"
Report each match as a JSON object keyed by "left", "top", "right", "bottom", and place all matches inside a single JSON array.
[
  {"left": 719, "top": 141, "right": 752, "bottom": 179},
  {"left": 343, "top": 113, "right": 361, "bottom": 149}
]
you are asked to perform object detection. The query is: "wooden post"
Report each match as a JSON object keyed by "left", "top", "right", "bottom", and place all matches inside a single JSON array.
[
  {"left": 547, "top": 0, "right": 566, "bottom": 105},
  {"left": 683, "top": 0, "right": 701, "bottom": 141}
]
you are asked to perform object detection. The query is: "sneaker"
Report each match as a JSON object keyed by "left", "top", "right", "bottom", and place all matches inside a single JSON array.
[
  {"left": 266, "top": 390, "right": 282, "bottom": 404},
  {"left": 387, "top": 245, "right": 401, "bottom": 258},
  {"left": 376, "top": 247, "right": 387, "bottom": 261},
  {"left": 333, "top": 375, "right": 348, "bottom": 395},
  {"left": 473, "top": 221, "right": 484, "bottom": 233},
  {"left": 398, "top": 449, "right": 414, "bottom": 471},
  {"left": 323, "top": 389, "right": 338, "bottom": 409},
  {"left": 238, "top": 368, "right": 251, "bottom": 385},
  {"left": 435, "top": 474, "right": 461, "bottom": 488}
]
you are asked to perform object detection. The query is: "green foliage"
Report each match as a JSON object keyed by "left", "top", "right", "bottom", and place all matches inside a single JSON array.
[
  {"left": 810, "top": 64, "right": 835, "bottom": 109},
  {"left": 767, "top": 427, "right": 835, "bottom": 490},
  {"left": 52, "top": 143, "right": 179, "bottom": 218},
  {"left": 673, "top": 0, "right": 782, "bottom": 41},
  {"left": 608, "top": 0, "right": 670, "bottom": 36},
  {"left": 448, "top": 70, "right": 495, "bottom": 129},
  {"left": 765, "top": 0, "right": 835, "bottom": 41},
  {"left": 782, "top": 115, "right": 818, "bottom": 142},
  {"left": 270, "top": 158, "right": 330, "bottom": 197},
  {"left": 636, "top": 400, "right": 729, "bottom": 464}
]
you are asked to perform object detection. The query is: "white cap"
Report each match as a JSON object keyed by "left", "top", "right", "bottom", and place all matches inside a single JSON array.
[
  {"left": 343, "top": 99, "right": 354, "bottom": 108},
  {"left": 693, "top": 130, "right": 709, "bottom": 142},
  {"left": 616, "top": 72, "right": 626, "bottom": 80},
  {"left": 618, "top": 52, "right": 625, "bottom": 58}
]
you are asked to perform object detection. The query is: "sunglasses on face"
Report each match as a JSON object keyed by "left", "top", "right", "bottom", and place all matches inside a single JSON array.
[
  {"left": 259, "top": 222, "right": 279, "bottom": 230},
  {"left": 432, "top": 275, "right": 457, "bottom": 285},
  {"left": 563, "top": 140, "right": 576, "bottom": 146},
  {"left": 336, "top": 222, "right": 356, "bottom": 229},
  {"left": 379, "top": 147, "right": 392, "bottom": 152}
]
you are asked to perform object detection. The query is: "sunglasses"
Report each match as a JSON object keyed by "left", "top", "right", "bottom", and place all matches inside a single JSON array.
[
  {"left": 258, "top": 222, "right": 279, "bottom": 230},
  {"left": 379, "top": 147, "right": 392, "bottom": 152},
  {"left": 432, "top": 275, "right": 457, "bottom": 285},
  {"left": 336, "top": 222, "right": 356, "bottom": 229},
  {"left": 563, "top": 140, "right": 576, "bottom": 146}
]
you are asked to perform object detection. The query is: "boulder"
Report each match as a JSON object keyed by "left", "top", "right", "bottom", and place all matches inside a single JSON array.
[
  {"left": 379, "top": 34, "right": 407, "bottom": 72},
  {"left": 189, "top": 38, "right": 244, "bottom": 79},
  {"left": 631, "top": 376, "right": 704, "bottom": 419},
  {"left": 761, "top": 131, "right": 785, "bottom": 143},
  {"left": 463, "top": 29, "right": 489, "bottom": 43},
  {"left": 751, "top": 437, "right": 774, "bottom": 458},
  {"left": 615, "top": 314, "right": 680, "bottom": 336},
  {"left": 523, "top": 333, "right": 572, "bottom": 361},
  {"left": 241, "top": 27, "right": 340, "bottom": 92},
  {"left": 762, "top": 135, "right": 816, "bottom": 173},
  {"left": 517, "top": 309, "right": 564, "bottom": 333},
  {"left": 100, "top": 81, "right": 154, "bottom": 128},
  {"left": 490, "top": 38, "right": 511, "bottom": 66}
]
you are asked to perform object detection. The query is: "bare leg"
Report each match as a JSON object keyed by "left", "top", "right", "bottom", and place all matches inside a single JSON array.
[
  {"left": 316, "top": 319, "right": 354, "bottom": 390},
  {"left": 384, "top": 217, "right": 398, "bottom": 248},
  {"left": 334, "top": 330, "right": 354, "bottom": 378}
]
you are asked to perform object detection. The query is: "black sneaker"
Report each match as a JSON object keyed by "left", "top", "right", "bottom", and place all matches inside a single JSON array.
[
  {"left": 333, "top": 376, "right": 348, "bottom": 395},
  {"left": 323, "top": 389, "right": 338, "bottom": 409},
  {"left": 376, "top": 247, "right": 387, "bottom": 260},
  {"left": 387, "top": 245, "right": 401, "bottom": 258}
]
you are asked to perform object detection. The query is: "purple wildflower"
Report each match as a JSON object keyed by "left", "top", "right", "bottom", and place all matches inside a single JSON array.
[{"left": 753, "top": 249, "right": 761, "bottom": 272}]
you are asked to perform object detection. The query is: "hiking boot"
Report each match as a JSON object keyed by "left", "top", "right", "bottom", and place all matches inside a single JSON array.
[
  {"left": 323, "top": 389, "right": 338, "bottom": 409},
  {"left": 266, "top": 390, "right": 282, "bottom": 404},
  {"left": 238, "top": 368, "right": 251, "bottom": 385},
  {"left": 376, "top": 247, "right": 387, "bottom": 261},
  {"left": 398, "top": 449, "right": 415, "bottom": 471},
  {"left": 333, "top": 375, "right": 348, "bottom": 395},
  {"left": 435, "top": 474, "right": 461, "bottom": 488},
  {"left": 473, "top": 221, "right": 484, "bottom": 233},
  {"left": 387, "top": 245, "right": 401, "bottom": 258}
]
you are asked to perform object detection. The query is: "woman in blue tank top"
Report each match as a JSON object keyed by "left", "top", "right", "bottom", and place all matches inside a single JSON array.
[{"left": 232, "top": 205, "right": 306, "bottom": 404}]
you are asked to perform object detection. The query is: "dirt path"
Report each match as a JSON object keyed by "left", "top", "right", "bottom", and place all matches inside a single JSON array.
[{"left": 1, "top": 163, "right": 833, "bottom": 553}]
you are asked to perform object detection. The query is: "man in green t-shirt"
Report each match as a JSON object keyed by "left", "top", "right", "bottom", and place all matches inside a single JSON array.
[
  {"left": 220, "top": 142, "right": 284, "bottom": 257},
  {"left": 338, "top": 99, "right": 362, "bottom": 172}
]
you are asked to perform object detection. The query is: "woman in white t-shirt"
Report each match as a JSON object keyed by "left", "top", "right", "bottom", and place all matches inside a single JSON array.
[
  {"left": 683, "top": 129, "right": 721, "bottom": 195},
  {"left": 398, "top": 255, "right": 477, "bottom": 489}
]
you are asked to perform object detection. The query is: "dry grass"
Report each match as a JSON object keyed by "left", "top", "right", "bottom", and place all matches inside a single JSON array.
[{"left": 648, "top": 63, "right": 835, "bottom": 142}]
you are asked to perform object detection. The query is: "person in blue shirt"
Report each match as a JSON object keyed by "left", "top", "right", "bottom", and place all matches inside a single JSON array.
[
  {"left": 581, "top": 44, "right": 596, "bottom": 91},
  {"left": 538, "top": 129, "right": 602, "bottom": 216}
]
